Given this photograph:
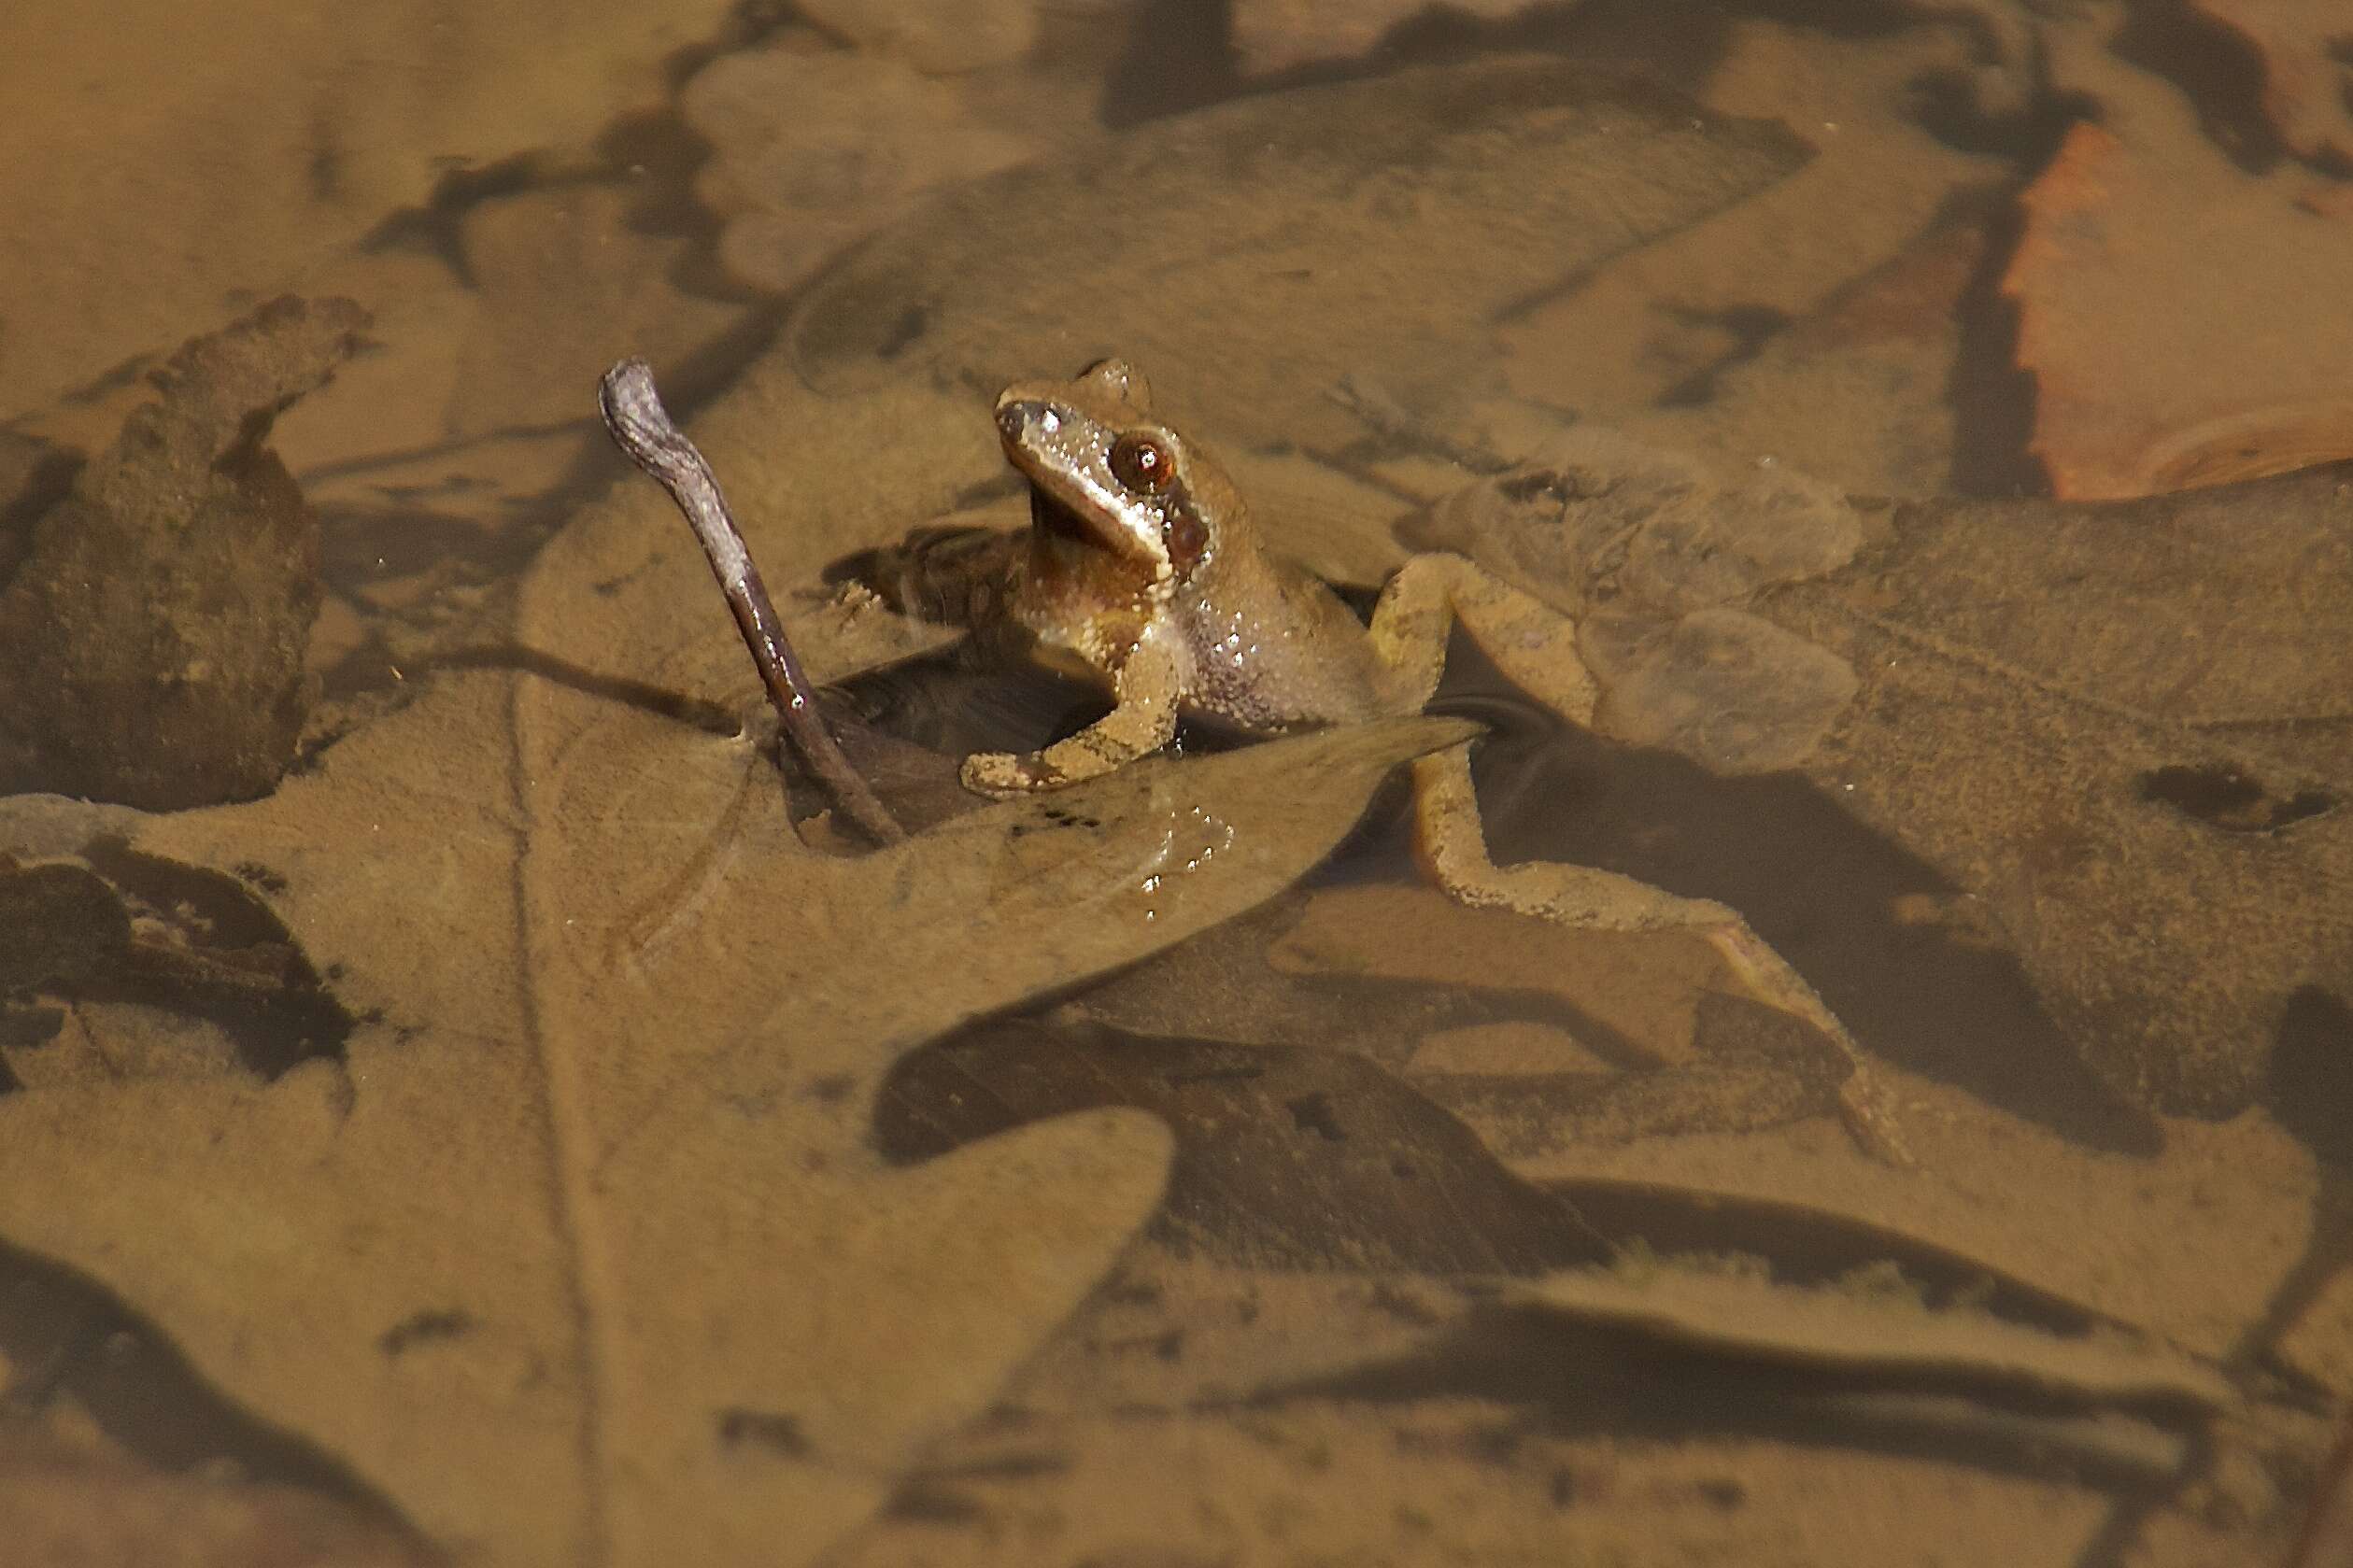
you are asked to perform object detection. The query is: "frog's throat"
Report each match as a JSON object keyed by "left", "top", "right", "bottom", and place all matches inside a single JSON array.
[{"left": 1028, "top": 486, "right": 1159, "bottom": 567}]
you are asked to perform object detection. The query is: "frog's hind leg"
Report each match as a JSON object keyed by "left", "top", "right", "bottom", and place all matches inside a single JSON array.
[
  {"left": 1368, "top": 551, "right": 1600, "bottom": 725},
  {"left": 1407, "top": 740, "right": 1910, "bottom": 1166},
  {"left": 1372, "top": 556, "right": 1905, "bottom": 1162}
]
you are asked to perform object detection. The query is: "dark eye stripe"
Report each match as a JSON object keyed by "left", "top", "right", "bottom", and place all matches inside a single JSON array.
[{"left": 1164, "top": 500, "right": 1208, "bottom": 570}]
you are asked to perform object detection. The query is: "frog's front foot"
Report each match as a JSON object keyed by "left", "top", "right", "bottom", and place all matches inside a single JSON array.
[
  {"left": 960, "top": 749, "right": 1071, "bottom": 796},
  {"left": 961, "top": 643, "right": 1185, "bottom": 798}
]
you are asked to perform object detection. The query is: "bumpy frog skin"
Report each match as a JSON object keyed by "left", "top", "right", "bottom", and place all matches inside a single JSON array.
[{"left": 904, "top": 360, "right": 1902, "bottom": 1160}]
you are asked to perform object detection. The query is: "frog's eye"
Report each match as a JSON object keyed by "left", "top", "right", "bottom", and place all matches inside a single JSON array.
[{"left": 1109, "top": 432, "right": 1175, "bottom": 495}]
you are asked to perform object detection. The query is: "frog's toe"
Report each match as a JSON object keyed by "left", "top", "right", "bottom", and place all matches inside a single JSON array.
[{"left": 960, "top": 750, "right": 1059, "bottom": 797}]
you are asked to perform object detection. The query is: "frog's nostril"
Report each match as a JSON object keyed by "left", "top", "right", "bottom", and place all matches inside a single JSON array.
[{"left": 997, "top": 400, "right": 1048, "bottom": 441}]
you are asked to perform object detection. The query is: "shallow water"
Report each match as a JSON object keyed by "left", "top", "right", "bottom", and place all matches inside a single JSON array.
[{"left": 1, "top": 3, "right": 2349, "bottom": 1565}]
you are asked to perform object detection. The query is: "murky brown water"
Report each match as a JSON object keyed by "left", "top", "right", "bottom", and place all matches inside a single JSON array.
[{"left": 2, "top": 4, "right": 2349, "bottom": 1565}]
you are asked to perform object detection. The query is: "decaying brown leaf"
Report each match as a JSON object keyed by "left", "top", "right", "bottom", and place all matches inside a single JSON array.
[
  {"left": 1386, "top": 412, "right": 2346, "bottom": 1127},
  {"left": 0, "top": 0, "right": 740, "bottom": 418},
  {"left": 1762, "top": 463, "right": 2352, "bottom": 1117},
  {"left": 2007, "top": 27, "right": 2353, "bottom": 498},
  {"left": 0, "top": 333, "right": 1477, "bottom": 1568},
  {"left": 0, "top": 58, "right": 1832, "bottom": 1561},
  {"left": 0, "top": 298, "right": 366, "bottom": 809},
  {"left": 0, "top": 661, "right": 1462, "bottom": 1568},
  {"left": 1269, "top": 883, "right": 1861, "bottom": 1151},
  {"left": 1407, "top": 425, "right": 1867, "bottom": 774},
  {"left": 681, "top": 37, "right": 1040, "bottom": 295},
  {"left": 782, "top": 58, "right": 1815, "bottom": 469},
  {"left": 813, "top": 1225, "right": 2246, "bottom": 1563},
  {"left": 1492, "top": 8, "right": 2015, "bottom": 481},
  {"left": 10, "top": 30, "right": 2346, "bottom": 1565},
  {"left": 1504, "top": 1262, "right": 2233, "bottom": 1410}
]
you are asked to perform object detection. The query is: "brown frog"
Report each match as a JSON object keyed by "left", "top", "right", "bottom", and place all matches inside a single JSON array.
[{"left": 884, "top": 359, "right": 1902, "bottom": 1160}]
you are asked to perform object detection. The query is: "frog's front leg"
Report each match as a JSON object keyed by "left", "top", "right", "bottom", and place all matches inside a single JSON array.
[
  {"left": 961, "top": 625, "right": 1184, "bottom": 796},
  {"left": 1371, "top": 554, "right": 1909, "bottom": 1165}
]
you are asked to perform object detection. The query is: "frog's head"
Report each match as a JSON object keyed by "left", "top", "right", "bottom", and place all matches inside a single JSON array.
[{"left": 995, "top": 359, "right": 1240, "bottom": 601}]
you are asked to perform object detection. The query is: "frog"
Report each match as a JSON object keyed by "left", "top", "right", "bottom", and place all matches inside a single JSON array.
[{"left": 876, "top": 358, "right": 1903, "bottom": 1162}]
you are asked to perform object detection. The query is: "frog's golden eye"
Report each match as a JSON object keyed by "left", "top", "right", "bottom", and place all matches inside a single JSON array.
[{"left": 1109, "top": 432, "right": 1175, "bottom": 495}]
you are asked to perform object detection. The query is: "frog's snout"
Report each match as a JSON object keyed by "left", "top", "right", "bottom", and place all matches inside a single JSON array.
[{"left": 996, "top": 398, "right": 1056, "bottom": 445}]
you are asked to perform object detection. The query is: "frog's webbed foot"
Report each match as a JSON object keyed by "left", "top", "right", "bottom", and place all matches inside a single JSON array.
[
  {"left": 960, "top": 749, "right": 1070, "bottom": 796},
  {"left": 1369, "top": 552, "right": 1597, "bottom": 725},
  {"left": 960, "top": 629, "right": 1184, "bottom": 798},
  {"left": 1409, "top": 743, "right": 1911, "bottom": 1166}
]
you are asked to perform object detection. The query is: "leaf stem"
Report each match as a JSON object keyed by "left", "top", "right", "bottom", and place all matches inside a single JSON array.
[{"left": 598, "top": 360, "right": 904, "bottom": 846}]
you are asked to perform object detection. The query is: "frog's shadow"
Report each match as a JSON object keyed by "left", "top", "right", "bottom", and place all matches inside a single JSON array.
[{"left": 1431, "top": 639, "right": 2157, "bottom": 1156}]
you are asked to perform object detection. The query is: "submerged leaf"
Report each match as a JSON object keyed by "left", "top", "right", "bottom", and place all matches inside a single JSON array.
[
  {"left": 2006, "top": 70, "right": 2353, "bottom": 498},
  {"left": 0, "top": 298, "right": 365, "bottom": 808},
  {"left": 2183, "top": 0, "right": 2353, "bottom": 164},
  {"left": 785, "top": 58, "right": 1812, "bottom": 459},
  {"left": 1763, "top": 462, "right": 2353, "bottom": 1116},
  {"left": 0, "top": 642, "right": 1465, "bottom": 1568},
  {"left": 1504, "top": 1264, "right": 2233, "bottom": 1410},
  {"left": 1410, "top": 428, "right": 1865, "bottom": 772}
]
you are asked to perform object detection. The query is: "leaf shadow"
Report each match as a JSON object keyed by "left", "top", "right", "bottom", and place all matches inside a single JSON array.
[{"left": 0, "top": 1236, "right": 426, "bottom": 1547}]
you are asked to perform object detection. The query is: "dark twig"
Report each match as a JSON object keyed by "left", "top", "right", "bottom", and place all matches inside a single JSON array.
[{"left": 597, "top": 359, "right": 904, "bottom": 846}]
